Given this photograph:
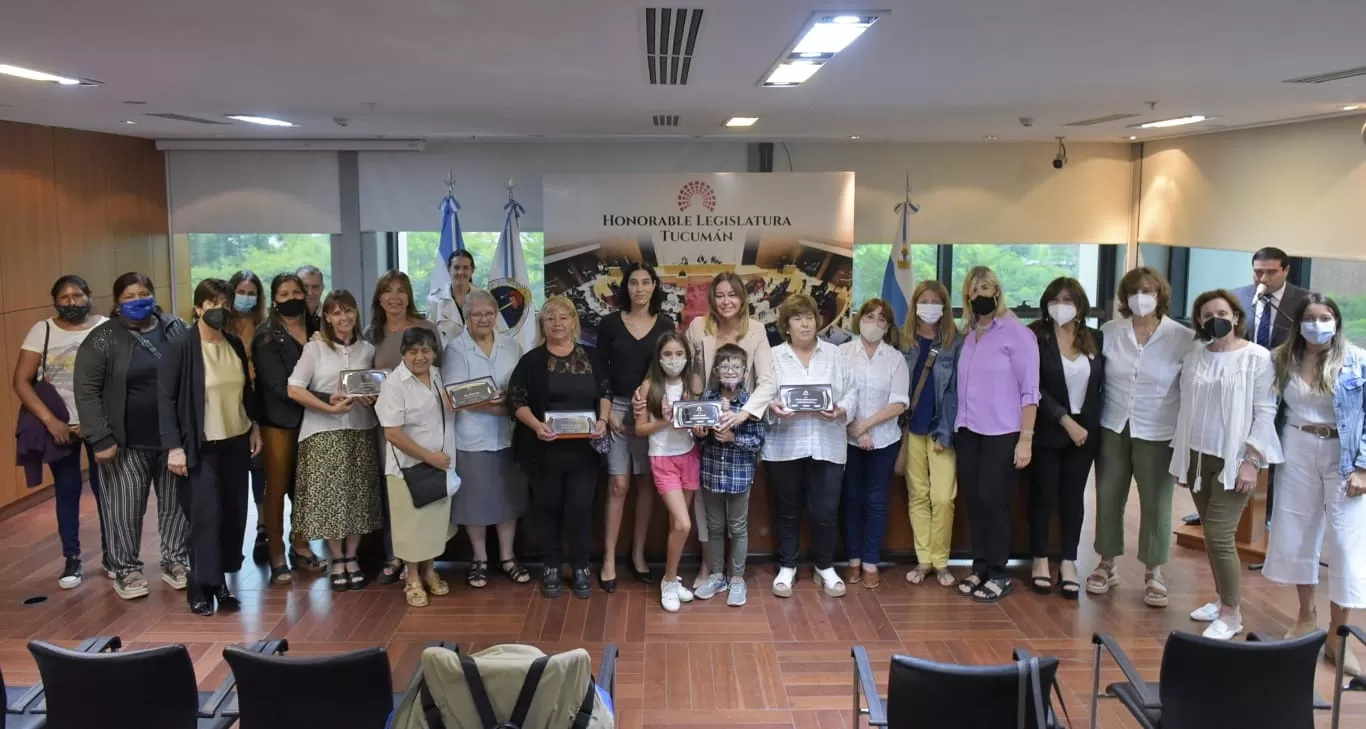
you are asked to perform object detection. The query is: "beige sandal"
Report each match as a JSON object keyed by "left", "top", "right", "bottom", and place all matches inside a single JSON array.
[
  {"left": 906, "top": 565, "right": 931, "bottom": 585},
  {"left": 422, "top": 571, "right": 450, "bottom": 596},
  {"left": 1143, "top": 572, "right": 1169, "bottom": 607},
  {"left": 404, "top": 582, "right": 429, "bottom": 608},
  {"left": 936, "top": 569, "right": 957, "bottom": 588},
  {"left": 1086, "top": 564, "right": 1118, "bottom": 595}
]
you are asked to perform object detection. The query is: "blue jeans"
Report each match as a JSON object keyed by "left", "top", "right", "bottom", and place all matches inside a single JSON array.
[
  {"left": 842, "top": 442, "right": 899, "bottom": 564},
  {"left": 50, "top": 442, "right": 108, "bottom": 562}
]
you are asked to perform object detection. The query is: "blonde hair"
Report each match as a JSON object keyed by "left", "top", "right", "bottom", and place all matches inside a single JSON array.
[
  {"left": 702, "top": 272, "right": 750, "bottom": 339},
  {"left": 961, "top": 265, "right": 1007, "bottom": 325},
  {"left": 903, "top": 279, "right": 958, "bottom": 350},
  {"left": 535, "top": 295, "right": 581, "bottom": 346}
]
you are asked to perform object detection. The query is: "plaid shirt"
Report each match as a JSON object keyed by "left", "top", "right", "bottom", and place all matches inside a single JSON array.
[{"left": 697, "top": 388, "right": 766, "bottom": 494}]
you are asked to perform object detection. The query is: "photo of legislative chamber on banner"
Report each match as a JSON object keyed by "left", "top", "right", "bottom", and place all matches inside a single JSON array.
[{"left": 542, "top": 172, "right": 856, "bottom": 345}]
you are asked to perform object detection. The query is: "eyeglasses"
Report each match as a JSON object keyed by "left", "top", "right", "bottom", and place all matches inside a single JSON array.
[{"left": 716, "top": 364, "right": 745, "bottom": 375}]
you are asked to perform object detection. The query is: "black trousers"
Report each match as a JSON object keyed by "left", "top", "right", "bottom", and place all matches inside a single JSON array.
[
  {"left": 955, "top": 428, "right": 1019, "bottom": 580},
  {"left": 765, "top": 458, "right": 843, "bottom": 570},
  {"left": 179, "top": 434, "right": 250, "bottom": 589},
  {"left": 532, "top": 445, "right": 598, "bottom": 571},
  {"left": 1028, "top": 441, "right": 1096, "bottom": 561}
]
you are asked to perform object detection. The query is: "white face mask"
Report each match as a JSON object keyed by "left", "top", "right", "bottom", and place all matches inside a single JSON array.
[
  {"left": 916, "top": 303, "right": 944, "bottom": 324},
  {"left": 1048, "top": 303, "right": 1077, "bottom": 327},
  {"left": 859, "top": 320, "right": 886, "bottom": 343},
  {"left": 1128, "top": 293, "right": 1157, "bottom": 317},
  {"left": 660, "top": 357, "right": 687, "bottom": 376},
  {"left": 1301, "top": 320, "right": 1336, "bottom": 345}
]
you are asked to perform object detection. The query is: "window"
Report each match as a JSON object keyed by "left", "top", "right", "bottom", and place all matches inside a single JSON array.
[
  {"left": 950, "top": 244, "right": 1104, "bottom": 310},
  {"left": 398, "top": 231, "right": 545, "bottom": 311},
  {"left": 850, "top": 244, "right": 938, "bottom": 309},
  {"left": 1184, "top": 247, "right": 1252, "bottom": 314},
  {"left": 1309, "top": 257, "right": 1366, "bottom": 346},
  {"left": 188, "top": 233, "right": 332, "bottom": 289}
]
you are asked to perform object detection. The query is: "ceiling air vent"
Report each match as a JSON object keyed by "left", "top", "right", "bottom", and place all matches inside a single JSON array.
[
  {"left": 1064, "top": 112, "right": 1141, "bottom": 127},
  {"left": 144, "top": 113, "right": 230, "bottom": 125},
  {"left": 1283, "top": 65, "right": 1366, "bottom": 84},
  {"left": 644, "top": 8, "right": 703, "bottom": 85},
  {"left": 652, "top": 114, "right": 680, "bottom": 127}
]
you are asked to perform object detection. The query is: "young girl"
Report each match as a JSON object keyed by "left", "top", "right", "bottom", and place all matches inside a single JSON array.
[{"left": 634, "top": 331, "right": 701, "bottom": 612}]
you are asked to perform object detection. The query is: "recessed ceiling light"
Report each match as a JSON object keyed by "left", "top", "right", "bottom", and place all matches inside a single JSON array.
[
  {"left": 227, "top": 115, "right": 296, "bottom": 127},
  {"left": 122, "top": 120, "right": 136, "bottom": 125},
  {"left": 0, "top": 63, "right": 93, "bottom": 86},
  {"left": 1127, "top": 135, "right": 1138, "bottom": 140},
  {"left": 765, "top": 61, "right": 823, "bottom": 86},
  {"left": 849, "top": 135, "right": 861, "bottom": 140},
  {"left": 1343, "top": 105, "right": 1362, "bottom": 111},
  {"left": 759, "top": 11, "right": 886, "bottom": 87},
  {"left": 1130, "top": 115, "right": 1211, "bottom": 129},
  {"left": 983, "top": 135, "right": 998, "bottom": 141},
  {"left": 725, "top": 117, "right": 758, "bottom": 127}
]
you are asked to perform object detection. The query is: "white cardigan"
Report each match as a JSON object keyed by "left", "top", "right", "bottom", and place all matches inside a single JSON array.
[{"left": 1168, "top": 342, "right": 1283, "bottom": 492}]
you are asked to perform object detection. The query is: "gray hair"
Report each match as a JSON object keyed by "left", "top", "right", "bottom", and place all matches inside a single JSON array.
[
  {"left": 295, "top": 265, "right": 323, "bottom": 279},
  {"left": 463, "top": 288, "right": 497, "bottom": 313}
]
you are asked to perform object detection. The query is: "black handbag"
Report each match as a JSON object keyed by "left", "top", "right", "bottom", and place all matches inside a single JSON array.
[{"left": 393, "top": 388, "right": 449, "bottom": 509}]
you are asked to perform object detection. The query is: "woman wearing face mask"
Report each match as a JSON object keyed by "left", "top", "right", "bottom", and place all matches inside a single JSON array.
[
  {"left": 954, "top": 266, "right": 1040, "bottom": 603},
  {"left": 897, "top": 281, "right": 962, "bottom": 588},
  {"left": 251, "top": 273, "right": 323, "bottom": 584},
  {"left": 160, "top": 278, "right": 264, "bottom": 616},
  {"left": 1089, "top": 266, "right": 1192, "bottom": 607},
  {"left": 73, "top": 272, "right": 190, "bottom": 601},
  {"left": 838, "top": 298, "right": 908, "bottom": 589},
  {"left": 1169, "top": 289, "right": 1282, "bottom": 639},
  {"left": 14, "top": 275, "right": 109, "bottom": 590},
  {"left": 1264, "top": 294, "right": 1366, "bottom": 675},
  {"left": 1026, "top": 277, "right": 1104, "bottom": 600},
  {"left": 226, "top": 269, "right": 271, "bottom": 565}
]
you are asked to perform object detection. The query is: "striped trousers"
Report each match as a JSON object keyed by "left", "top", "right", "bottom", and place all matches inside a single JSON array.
[{"left": 95, "top": 447, "right": 191, "bottom": 576}]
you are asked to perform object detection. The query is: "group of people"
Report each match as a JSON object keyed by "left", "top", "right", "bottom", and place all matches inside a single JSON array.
[{"left": 17, "top": 247, "right": 1364, "bottom": 678}]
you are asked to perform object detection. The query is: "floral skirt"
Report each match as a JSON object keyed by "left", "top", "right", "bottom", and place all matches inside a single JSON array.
[{"left": 293, "top": 428, "right": 383, "bottom": 541}]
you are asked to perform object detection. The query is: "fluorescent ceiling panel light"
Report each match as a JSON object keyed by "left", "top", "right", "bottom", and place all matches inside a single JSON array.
[
  {"left": 792, "top": 18, "right": 875, "bottom": 55},
  {"left": 759, "top": 10, "right": 886, "bottom": 87},
  {"left": 227, "top": 115, "right": 296, "bottom": 127},
  {"left": 725, "top": 117, "right": 758, "bottom": 127},
  {"left": 1343, "top": 105, "right": 1362, "bottom": 111},
  {"left": 765, "top": 61, "right": 822, "bottom": 85},
  {"left": 1130, "top": 115, "right": 1210, "bottom": 129},
  {"left": 0, "top": 63, "right": 88, "bottom": 85}
]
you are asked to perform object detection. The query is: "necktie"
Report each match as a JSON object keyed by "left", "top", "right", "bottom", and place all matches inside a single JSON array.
[{"left": 1256, "top": 299, "right": 1273, "bottom": 347}]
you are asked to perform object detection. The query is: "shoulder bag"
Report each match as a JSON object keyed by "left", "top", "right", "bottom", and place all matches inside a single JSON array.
[{"left": 392, "top": 388, "right": 449, "bottom": 509}]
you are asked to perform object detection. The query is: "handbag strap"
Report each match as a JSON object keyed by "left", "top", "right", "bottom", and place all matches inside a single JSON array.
[
  {"left": 37, "top": 321, "right": 51, "bottom": 381},
  {"left": 507, "top": 656, "right": 549, "bottom": 727},
  {"left": 907, "top": 347, "right": 939, "bottom": 412},
  {"left": 570, "top": 680, "right": 599, "bottom": 729},
  {"left": 128, "top": 325, "right": 163, "bottom": 361},
  {"left": 458, "top": 654, "right": 501, "bottom": 729},
  {"left": 419, "top": 677, "right": 446, "bottom": 729}
]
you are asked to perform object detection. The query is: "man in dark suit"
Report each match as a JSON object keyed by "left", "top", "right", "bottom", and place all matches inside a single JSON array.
[{"left": 1230, "top": 247, "right": 1309, "bottom": 349}]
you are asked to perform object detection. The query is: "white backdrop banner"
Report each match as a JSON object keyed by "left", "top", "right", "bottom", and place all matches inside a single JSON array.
[{"left": 543, "top": 172, "right": 855, "bottom": 345}]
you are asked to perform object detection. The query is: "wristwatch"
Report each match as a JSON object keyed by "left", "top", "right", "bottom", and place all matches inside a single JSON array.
[{"left": 1242, "top": 452, "right": 1266, "bottom": 470}]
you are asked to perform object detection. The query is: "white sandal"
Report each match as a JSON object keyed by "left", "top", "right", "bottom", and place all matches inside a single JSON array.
[
  {"left": 1143, "top": 573, "right": 1169, "bottom": 607},
  {"left": 1085, "top": 564, "right": 1119, "bottom": 595}
]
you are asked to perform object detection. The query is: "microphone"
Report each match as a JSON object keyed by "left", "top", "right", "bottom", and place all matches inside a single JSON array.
[
  {"left": 1254, "top": 282, "right": 1295, "bottom": 330},
  {"left": 1255, "top": 282, "right": 1268, "bottom": 300}
]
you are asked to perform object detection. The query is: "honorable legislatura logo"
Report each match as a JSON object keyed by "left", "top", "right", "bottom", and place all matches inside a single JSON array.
[{"left": 677, "top": 180, "right": 716, "bottom": 212}]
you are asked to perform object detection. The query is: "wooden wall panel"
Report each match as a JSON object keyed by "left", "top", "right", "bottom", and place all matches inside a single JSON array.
[{"left": 0, "top": 120, "right": 167, "bottom": 509}]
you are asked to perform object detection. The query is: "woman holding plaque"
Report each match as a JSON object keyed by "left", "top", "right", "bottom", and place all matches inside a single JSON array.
[
  {"left": 598, "top": 263, "right": 673, "bottom": 590},
  {"left": 763, "top": 293, "right": 858, "bottom": 599},
  {"left": 252, "top": 273, "right": 323, "bottom": 584},
  {"left": 442, "top": 289, "right": 529, "bottom": 589},
  {"left": 954, "top": 265, "right": 1039, "bottom": 604},
  {"left": 507, "top": 296, "right": 611, "bottom": 600},
  {"left": 839, "top": 298, "right": 909, "bottom": 589},
  {"left": 287, "top": 289, "right": 383, "bottom": 591},
  {"left": 226, "top": 269, "right": 271, "bottom": 565}
]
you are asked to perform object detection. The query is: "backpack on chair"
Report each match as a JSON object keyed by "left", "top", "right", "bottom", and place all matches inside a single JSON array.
[{"left": 390, "top": 644, "right": 614, "bottom": 729}]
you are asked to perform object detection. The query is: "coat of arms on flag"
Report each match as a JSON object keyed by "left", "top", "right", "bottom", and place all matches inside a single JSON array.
[{"left": 487, "top": 277, "right": 532, "bottom": 335}]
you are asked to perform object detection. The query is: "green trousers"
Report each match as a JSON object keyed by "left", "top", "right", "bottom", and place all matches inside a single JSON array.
[
  {"left": 1093, "top": 425, "right": 1175, "bottom": 566},
  {"left": 1185, "top": 451, "right": 1254, "bottom": 609}
]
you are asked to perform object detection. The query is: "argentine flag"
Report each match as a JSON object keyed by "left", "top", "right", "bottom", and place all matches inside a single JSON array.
[
  {"left": 429, "top": 189, "right": 465, "bottom": 297},
  {"left": 880, "top": 186, "right": 920, "bottom": 322}
]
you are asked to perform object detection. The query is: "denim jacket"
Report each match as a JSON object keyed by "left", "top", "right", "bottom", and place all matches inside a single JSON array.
[
  {"left": 1331, "top": 345, "right": 1366, "bottom": 478},
  {"left": 902, "top": 333, "right": 962, "bottom": 448}
]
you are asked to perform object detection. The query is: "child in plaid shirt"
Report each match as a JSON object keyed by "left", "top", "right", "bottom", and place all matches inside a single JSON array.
[{"left": 691, "top": 344, "right": 766, "bottom": 606}]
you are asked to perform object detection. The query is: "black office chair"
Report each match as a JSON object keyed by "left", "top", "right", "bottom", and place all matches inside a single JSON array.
[
  {"left": 27, "top": 639, "right": 237, "bottom": 729},
  {"left": 1090, "top": 629, "right": 1326, "bottom": 729},
  {"left": 6, "top": 636, "right": 123, "bottom": 729},
  {"left": 1331, "top": 624, "right": 1366, "bottom": 729},
  {"left": 853, "top": 645, "right": 1069, "bottom": 728},
  {"left": 222, "top": 642, "right": 400, "bottom": 728}
]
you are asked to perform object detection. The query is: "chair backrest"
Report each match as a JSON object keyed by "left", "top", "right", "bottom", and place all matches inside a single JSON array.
[
  {"left": 1157, "top": 630, "right": 1324, "bottom": 729},
  {"left": 222, "top": 644, "right": 394, "bottom": 728},
  {"left": 885, "top": 653, "right": 1060, "bottom": 729},
  {"left": 27, "top": 640, "right": 201, "bottom": 729}
]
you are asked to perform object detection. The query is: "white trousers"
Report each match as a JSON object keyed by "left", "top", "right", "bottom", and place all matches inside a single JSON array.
[{"left": 1263, "top": 426, "right": 1366, "bottom": 608}]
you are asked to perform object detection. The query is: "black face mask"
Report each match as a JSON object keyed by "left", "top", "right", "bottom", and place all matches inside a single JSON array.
[
  {"left": 276, "top": 299, "right": 308, "bottom": 318},
  {"left": 201, "top": 308, "right": 229, "bottom": 331},
  {"left": 1201, "top": 316, "right": 1234, "bottom": 341},
  {"left": 55, "top": 302, "right": 92, "bottom": 323},
  {"left": 970, "top": 295, "right": 996, "bottom": 316}
]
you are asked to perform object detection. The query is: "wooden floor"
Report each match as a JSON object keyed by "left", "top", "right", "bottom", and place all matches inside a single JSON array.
[{"left": 2, "top": 487, "right": 1364, "bottom": 729}]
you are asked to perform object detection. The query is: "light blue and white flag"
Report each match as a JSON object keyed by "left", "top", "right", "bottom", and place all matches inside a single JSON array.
[
  {"left": 429, "top": 178, "right": 465, "bottom": 298},
  {"left": 880, "top": 177, "right": 920, "bottom": 322},
  {"left": 488, "top": 188, "right": 536, "bottom": 350}
]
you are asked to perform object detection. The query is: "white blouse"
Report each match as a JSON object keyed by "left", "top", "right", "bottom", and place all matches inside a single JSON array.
[
  {"left": 1169, "top": 343, "right": 1284, "bottom": 492},
  {"left": 762, "top": 340, "right": 859, "bottom": 465},
  {"left": 1061, "top": 354, "right": 1091, "bottom": 415},
  {"left": 375, "top": 363, "right": 452, "bottom": 477},
  {"left": 1284, "top": 373, "right": 1336, "bottom": 426},
  {"left": 441, "top": 330, "right": 522, "bottom": 452},
  {"left": 839, "top": 339, "right": 910, "bottom": 449},
  {"left": 289, "top": 338, "right": 379, "bottom": 443},
  {"left": 1100, "top": 316, "right": 1194, "bottom": 441},
  {"left": 648, "top": 380, "right": 696, "bottom": 457}
]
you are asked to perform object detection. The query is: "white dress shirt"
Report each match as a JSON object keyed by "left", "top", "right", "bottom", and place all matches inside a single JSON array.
[
  {"left": 1253, "top": 285, "right": 1285, "bottom": 343},
  {"left": 839, "top": 339, "right": 910, "bottom": 449},
  {"left": 426, "top": 286, "right": 468, "bottom": 348},
  {"left": 441, "top": 329, "right": 522, "bottom": 452},
  {"left": 289, "top": 338, "right": 380, "bottom": 442},
  {"left": 375, "top": 362, "right": 452, "bottom": 477},
  {"left": 1100, "top": 316, "right": 1195, "bottom": 441},
  {"left": 762, "top": 340, "right": 859, "bottom": 465}
]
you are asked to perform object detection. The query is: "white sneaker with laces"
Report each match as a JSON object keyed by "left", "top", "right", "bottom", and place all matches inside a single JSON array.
[
  {"left": 772, "top": 566, "right": 797, "bottom": 597},
  {"left": 676, "top": 580, "right": 695, "bottom": 603},
  {"left": 1202, "top": 617, "right": 1243, "bottom": 640},
  {"left": 661, "top": 579, "right": 681, "bottom": 613},
  {"left": 1189, "top": 602, "right": 1220, "bottom": 622},
  {"left": 814, "top": 566, "right": 847, "bottom": 597}
]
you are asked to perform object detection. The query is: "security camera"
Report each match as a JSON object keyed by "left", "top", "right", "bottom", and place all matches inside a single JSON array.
[
  {"left": 1052, "top": 137, "right": 1068, "bottom": 169},
  {"left": 333, "top": 117, "right": 350, "bottom": 128},
  {"left": 1019, "top": 116, "right": 1035, "bottom": 128}
]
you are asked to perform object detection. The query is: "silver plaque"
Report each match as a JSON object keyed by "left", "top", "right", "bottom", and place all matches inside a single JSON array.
[
  {"left": 444, "top": 376, "right": 499, "bottom": 410},
  {"left": 339, "top": 369, "right": 387, "bottom": 397},
  {"left": 672, "top": 400, "right": 725, "bottom": 428},
  {"left": 778, "top": 384, "right": 833, "bottom": 412},
  {"left": 546, "top": 410, "right": 597, "bottom": 438}
]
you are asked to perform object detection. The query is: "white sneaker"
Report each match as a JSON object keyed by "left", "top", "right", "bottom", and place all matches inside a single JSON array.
[
  {"left": 676, "top": 580, "right": 694, "bottom": 603},
  {"left": 661, "top": 579, "right": 681, "bottom": 613},
  {"left": 1189, "top": 602, "right": 1220, "bottom": 622},
  {"left": 1202, "top": 617, "right": 1243, "bottom": 640},
  {"left": 814, "top": 566, "right": 847, "bottom": 597},
  {"left": 772, "top": 566, "right": 797, "bottom": 598}
]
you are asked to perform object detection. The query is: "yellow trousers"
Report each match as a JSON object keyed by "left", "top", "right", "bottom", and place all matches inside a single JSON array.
[{"left": 904, "top": 433, "right": 957, "bottom": 570}]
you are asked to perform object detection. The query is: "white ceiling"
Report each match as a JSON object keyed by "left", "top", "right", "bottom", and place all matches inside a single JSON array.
[{"left": 1, "top": 0, "right": 1365, "bottom": 143}]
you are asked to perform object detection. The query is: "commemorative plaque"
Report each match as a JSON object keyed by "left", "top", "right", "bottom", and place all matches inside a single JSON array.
[
  {"left": 546, "top": 410, "right": 597, "bottom": 438},
  {"left": 444, "top": 376, "right": 500, "bottom": 410},
  {"left": 778, "top": 384, "right": 833, "bottom": 412},
  {"left": 338, "top": 369, "right": 387, "bottom": 397},
  {"left": 671, "top": 400, "right": 725, "bottom": 428}
]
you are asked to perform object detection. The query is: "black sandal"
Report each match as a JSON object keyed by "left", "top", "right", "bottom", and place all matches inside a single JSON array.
[
  {"left": 290, "top": 549, "right": 326, "bottom": 572},
  {"left": 378, "top": 559, "right": 403, "bottom": 585},
  {"left": 1031, "top": 575, "right": 1054, "bottom": 594},
  {"left": 957, "top": 572, "right": 985, "bottom": 597},
  {"left": 467, "top": 560, "right": 489, "bottom": 589},
  {"left": 1060, "top": 580, "right": 1080, "bottom": 600},
  {"left": 500, "top": 559, "right": 531, "bottom": 584},
  {"left": 270, "top": 563, "right": 292, "bottom": 585},
  {"left": 972, "top": 577, "right": 1014, "bottom": 603},
  {"left": 329, "top": 564, "right": 350, "bottom": 592},
  {"left": 344, "top": 558, "right": 367, "bottom": 590},
  {"left": 251, "top": 527, "right": 269, "bottom": 566}
]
